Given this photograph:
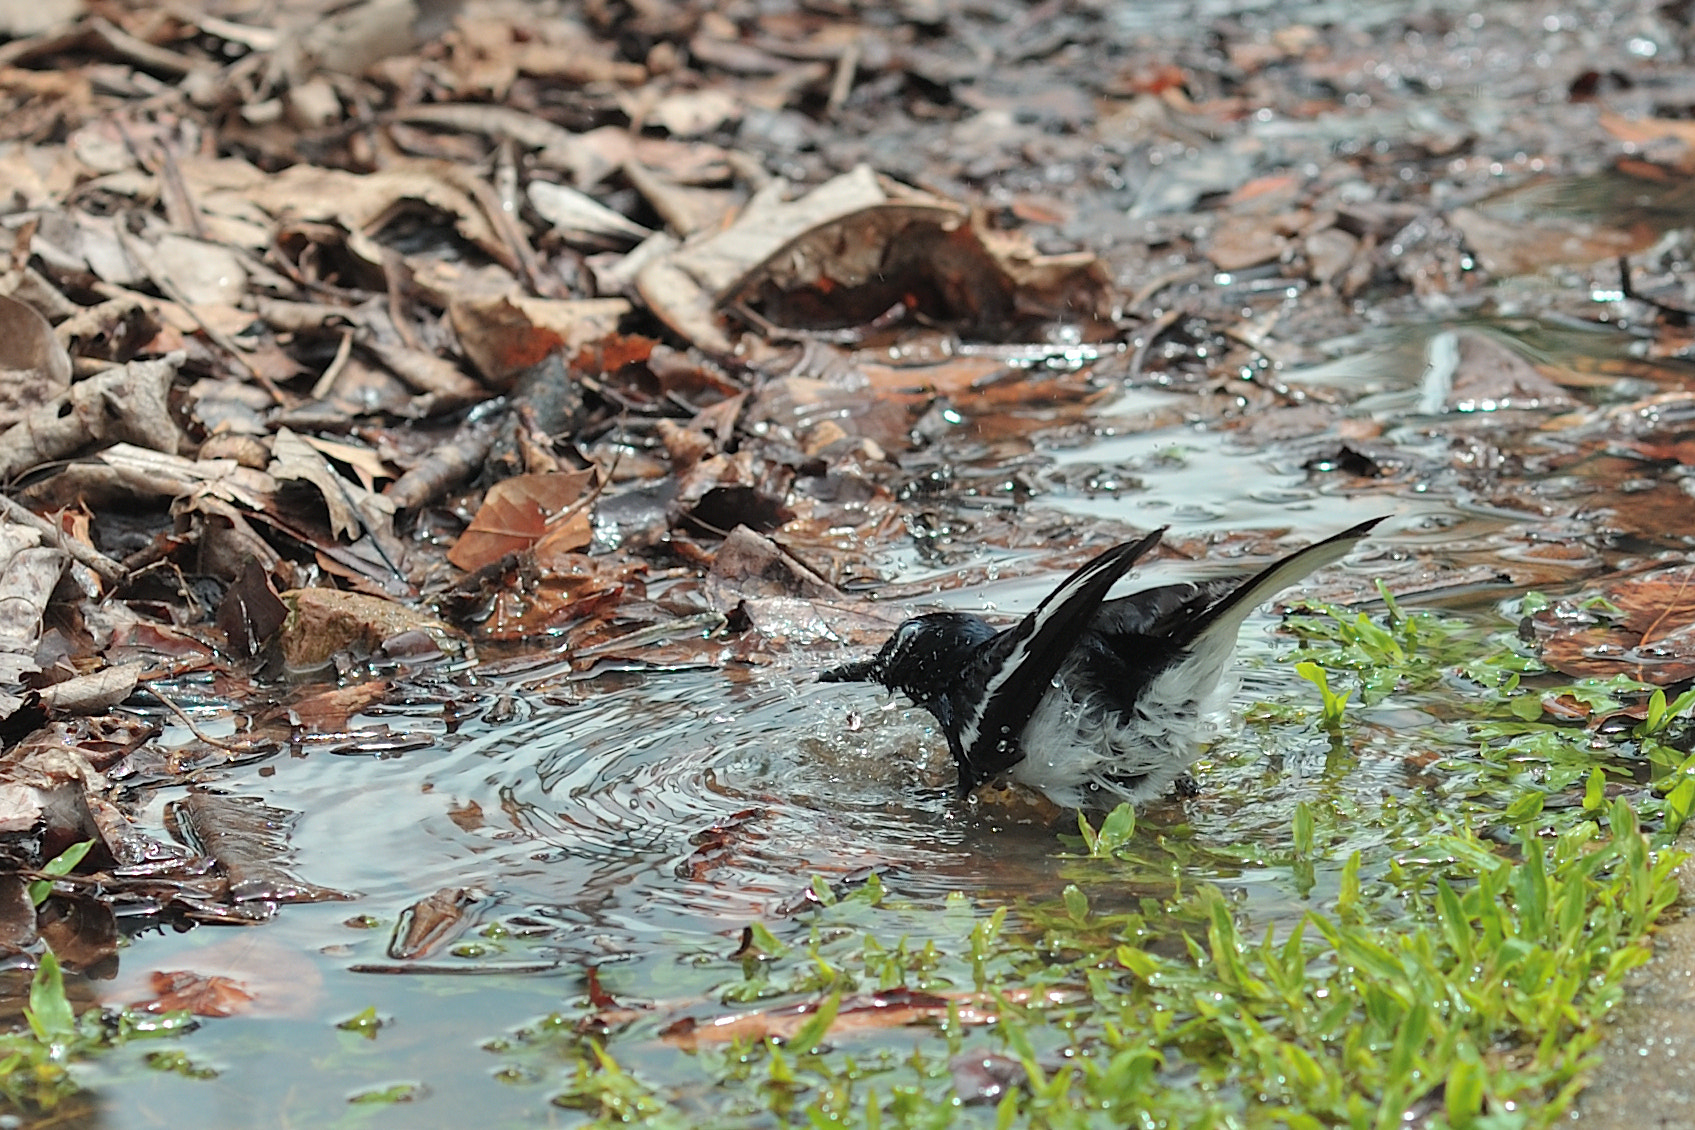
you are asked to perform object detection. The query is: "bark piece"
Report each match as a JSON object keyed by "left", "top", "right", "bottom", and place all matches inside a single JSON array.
[{"left": 279, "top": 587, "right": 469, "bottom": 673}]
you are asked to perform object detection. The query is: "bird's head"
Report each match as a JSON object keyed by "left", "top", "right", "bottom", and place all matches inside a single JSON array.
[{"left": 819, "top": 612, "right": 996, "bottom": 705}]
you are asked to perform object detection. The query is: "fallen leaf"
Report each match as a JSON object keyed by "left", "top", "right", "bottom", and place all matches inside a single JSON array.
[
  {"left": 0, "top": 293, "right": 71, "bottom": 429},
  {"left": 134, "top": 970, "right": 256, "bottom": 1018},
  {"left": 1534, "top": 564, "right": 1695, "bottom": 682},
  {"left": 388, "top": 886, "right": 494, "bottom": 961},
  {"left": 447, "top": 468, "right": 595, "bottom": 572}
]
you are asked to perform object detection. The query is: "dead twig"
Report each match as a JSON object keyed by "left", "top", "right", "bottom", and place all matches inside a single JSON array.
[
  {"left": 146, "top": 684, "right": 266, "bottom": 755},
  {"left": 0, "top": 495, "right": 125, "bottom": 583}
]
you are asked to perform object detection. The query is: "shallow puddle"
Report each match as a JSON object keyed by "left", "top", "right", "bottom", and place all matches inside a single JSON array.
[
  {"left": 47, "top": 304, "right": 1695, "bottom": 1124},
  {"left": 62, "top": 393, "right": 1443, "bottom": 1126}
]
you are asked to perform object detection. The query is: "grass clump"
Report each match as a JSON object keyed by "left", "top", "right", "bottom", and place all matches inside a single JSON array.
[{"left": 508, "top": 797, "right": 1674, "bottom": 1128}]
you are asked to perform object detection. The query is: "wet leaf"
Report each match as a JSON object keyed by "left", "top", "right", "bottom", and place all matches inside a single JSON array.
[
  {"left": 171, "top": 792, "right": 353, "bottom": 905},
  {"left": 388, "top": 887, "right": 495, "bottom": 961},
  {"left": 215, "top": 560, "right": 287, "bottom": 660},
  {"left": 134, "top": 970, "right": 256, "bottom": 1018},
  {"left": 27, "top": 952, "right": 75, "bottom": 1040},
  {"left": 1534, "top": 565, "right": 1695, "bottom": 683},
  {"left": 949, "top": 1052, "right": 1028, "bottom": 1104}
]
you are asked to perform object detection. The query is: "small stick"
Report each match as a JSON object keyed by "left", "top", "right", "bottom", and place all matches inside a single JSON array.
[
  {"left": 147, "top": 684, "right": 263, "bottom": 754},
  {"left": 0, "top": 495, "right": 125, "bottom": 583}
]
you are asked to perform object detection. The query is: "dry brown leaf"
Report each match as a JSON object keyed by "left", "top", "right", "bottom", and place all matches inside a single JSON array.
[
  {"left": 1450, "top": 206, "right": 1650, "bottom": 277},
  {"left": 1599, "top": 111, "right": 1695, "bottom": 150},
  {"left": 0, "top": 352, "right": 182, "bottom": 481},
  {"left": 244, "top": 160, "right": 514, "bottom": 272},
  {"left": 300, "top": 435, "right": 393, "bottom": 494},
  {"left": 527, "top": 180, "right": 652, "bottom": 246},
  {"left": 0, "top": 293, "right": 70, "bottom": 428},
  {"left": 269, "top": 428, "right": 396, "bottom": 544},
  {"left": 450, "top": 294, "right": 630, "bottom": 388},
  {"left": 447, "top": 469, "right": 595, "bottom": 572},
  {"left": 531, "top": 507, "right": 594, "bottom": 563},
  {"left": 37, "top": 662, "right": 141, "bottom": 715},
  {"left": 0, "top": 517, "right": 65, "bottom": 719}
]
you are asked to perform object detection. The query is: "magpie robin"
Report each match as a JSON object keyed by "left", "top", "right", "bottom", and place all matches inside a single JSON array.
[{"left": 821, "top": 518, "right": 1385, "bottom": 807}]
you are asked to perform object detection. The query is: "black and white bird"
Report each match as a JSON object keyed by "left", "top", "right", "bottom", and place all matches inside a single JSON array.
[{"left": 822, "top": 518, "right": 1385, "bottom": 807}]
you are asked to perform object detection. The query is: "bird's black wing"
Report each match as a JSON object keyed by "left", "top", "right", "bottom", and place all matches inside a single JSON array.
[
  {"left": 1053, "top": 517, "right": 1384, "bottom": 734},
  {"left": 951, "top": 528, "right": 1167, "bottom": 786},
  {"left": 1165, "top": 516, "right": 1386, "bottom": 658}
]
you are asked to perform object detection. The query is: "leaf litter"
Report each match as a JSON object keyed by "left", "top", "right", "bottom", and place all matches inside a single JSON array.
[{"left": 0, "top": 0, "right": 1691, "bottom": 1123}]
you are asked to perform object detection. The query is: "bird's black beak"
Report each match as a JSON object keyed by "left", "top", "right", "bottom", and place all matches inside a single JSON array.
[{"left": 819, "top": 656, "right": 880, "bottom": 683}]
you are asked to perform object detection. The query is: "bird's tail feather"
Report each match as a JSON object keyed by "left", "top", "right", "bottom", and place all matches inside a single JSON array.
[{"left": 1170, "top": 516, "right": 1387, "bottom": 658}]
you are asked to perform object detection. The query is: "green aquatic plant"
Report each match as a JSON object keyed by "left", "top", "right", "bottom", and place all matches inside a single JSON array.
[
  {"left": 1295, "top": 660, "right": 1350, "bottom": 730},
  {"left": 28, "top": 841, "right": 93, "bottom": 908},
  {"left": 0, "top": 952, "right": 197, "bottom": 1114},
  {"left": 504, "top": 796, "right": 1676, "bottom": 1129}
]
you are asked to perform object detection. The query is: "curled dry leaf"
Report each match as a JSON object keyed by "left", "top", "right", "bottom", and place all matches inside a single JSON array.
[
  {"left": 269, "top": 428, "right": 396, "bottom": 544},
  {"left": 0, "top": 293, "right": 71, "bottom": 429},
  {"left": 36, "top": 661, "right": 142, "bottom": 716},
  {"left": 527, "top": 179, "right": 652, "bottom": 247},
  {"left": 245, "top": 160, "right": 515, "bottom": 272},
  {"left": 0, "top": 352, "right": 183, "bottom": 482},
  {"left": 0, "top": 517, "right": 66, "bottom": 721}
]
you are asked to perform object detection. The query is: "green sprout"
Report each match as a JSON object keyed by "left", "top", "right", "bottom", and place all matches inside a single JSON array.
[
  {"left": 28, "top": 841, "right": 94, "bottom": 907},
  {"left": 1296, "top": 661, "right": 1350, "bottom": 730}
]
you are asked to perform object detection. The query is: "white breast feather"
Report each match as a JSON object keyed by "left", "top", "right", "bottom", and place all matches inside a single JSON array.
[{"left": 1009, "top": 627, "right": 1240, "bottom": 808}]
